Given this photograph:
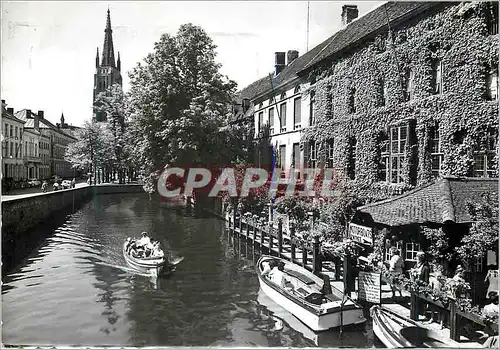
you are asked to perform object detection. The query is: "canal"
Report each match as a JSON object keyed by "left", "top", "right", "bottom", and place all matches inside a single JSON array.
[{"left": 2, "top": 193, "right": 376, "bottom": 347}]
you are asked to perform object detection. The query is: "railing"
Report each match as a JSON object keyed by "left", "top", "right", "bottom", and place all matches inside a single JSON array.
[{"left": 23, "top": 155, "right": 42, "bottom": 163}]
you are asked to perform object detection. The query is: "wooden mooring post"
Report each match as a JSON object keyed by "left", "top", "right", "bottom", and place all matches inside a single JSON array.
[
  {"left": 277, "top": 219, "right": 283, "bottom": 257},
  {"left": 290, "top": 223, "right": 296, "bottom": 263},
  {"left": 312, "top": 236, "right": 321, "bottom": 275},
  {"left": 246, "top": 215, "right": 251, "bottom": 239},
  {"left": 268, "top": 224, "right": 273, "bottom": 255},
  {"left": 301, "top": 242, "right": 307, "bottom": 267},
  {"left": 259, "top": 222, "right": 265, "bottom": 253},
  {"left": 239, "top": 214, "right": 243, "bottom": 237}
]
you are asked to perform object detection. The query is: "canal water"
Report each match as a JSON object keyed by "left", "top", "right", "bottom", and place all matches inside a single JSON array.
[{"left": 2, "top": 193, "right": 375, "bottom": 347}]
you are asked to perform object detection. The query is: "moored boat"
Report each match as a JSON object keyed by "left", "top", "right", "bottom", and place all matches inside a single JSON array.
[
  {"left": 370, "top": 305, "right": 461, "bottom": 348},
  {"left": 256, "top": 255, "right": 366, "bottom": 332}
]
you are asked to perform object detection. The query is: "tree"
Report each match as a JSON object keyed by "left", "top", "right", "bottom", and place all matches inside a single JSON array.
[
  {"left": 65, "top": 120, "right": 115, "bottom": 184},
  {"left": 127, "top": 24, "right": 237, "bottom": 193},
  {"left": 94, "top": 83, "right": 129, "bottom": 183}
]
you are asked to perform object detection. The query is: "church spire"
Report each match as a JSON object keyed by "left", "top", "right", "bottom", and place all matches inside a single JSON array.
[
  {"left": 95, "top": 47, "right": 100, "bottom": 68},
  {"left": 117, "top": 51, "right": 121, "bottom": 71},
  {"left": 101, "top": 8, "right": 116, "bottom": 67}
]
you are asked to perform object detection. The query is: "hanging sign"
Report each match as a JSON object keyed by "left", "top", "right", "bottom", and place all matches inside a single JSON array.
[
  {"left": 358, "top": 271, "right": 381, "bottom": 304},
  {"left": 348, "top": 223, "right": 373, "bottom": 246}
]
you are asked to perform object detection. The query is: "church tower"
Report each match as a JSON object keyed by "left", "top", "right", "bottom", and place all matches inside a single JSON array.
[{"left": 93, "top": 9, "right": 122, "bottom": 122}]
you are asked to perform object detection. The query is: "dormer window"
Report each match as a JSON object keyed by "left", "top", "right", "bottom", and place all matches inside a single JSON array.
[
  {"left": 294, "top": 85, "right": 300, "bottom": 94},
  {"left": 280, "top": 92, "right": 286, "bottom": 100}
]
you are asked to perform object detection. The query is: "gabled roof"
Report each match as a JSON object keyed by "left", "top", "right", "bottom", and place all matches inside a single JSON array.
[
  {"left": 15, "top": 109, "right": 76, "bottom": 140},
  {"left": 2, "top": 109, "right": 25, "bottom": 124},
  {"left": 239, "top": 39, "right": 330, "bottom": 101},
  {"left": 355, "top": 177, "right": 498, "bottom": 227},
  {"left": 300, "top": 2, "right": 443, "bottom": 72}
]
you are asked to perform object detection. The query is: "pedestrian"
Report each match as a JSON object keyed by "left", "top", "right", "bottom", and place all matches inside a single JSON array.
[
  {"left": 389, "top": 248, "right": 404, "bottom": 298},
  {"left": 71, "top": 178, "right": 76, "bottom": 188},
  {"left": 411, "top": 251, "right": 430, "bottom": 284},
  {"left": 484, "top": 267, "right": 498, "bottom": 299}
]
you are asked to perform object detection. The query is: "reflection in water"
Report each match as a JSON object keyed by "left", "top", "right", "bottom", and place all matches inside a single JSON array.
[{"left": 2, "top": 193, "right": 373, "bottom": 347}]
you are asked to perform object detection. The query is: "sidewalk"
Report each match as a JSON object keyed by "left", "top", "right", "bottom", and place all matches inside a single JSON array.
[{"left": 1, "top": 182, "right": 89, "bottom": 201}]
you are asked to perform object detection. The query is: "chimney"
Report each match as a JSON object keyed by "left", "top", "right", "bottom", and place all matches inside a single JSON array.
[
  {"left": 38, "top": 110, "right": 44, "bottom": 119},
  {"left": 242, "top": 98, "right": 250, "bottom": 112},
  {"left": 1, "top": 100, "right": 6, "bottom": 113},
  {"left": 26, "top": 109, "right": 32, "bottom": 117},
  {"left": 34, "top": 113, "right": 39, "bottom": 130},
  {"left": 7, "top": 107, "right": 14, "bottom": 114},
  {"left": 287, "top": 50, "right": 299, "bottom": 65},
  {"left": 341, "top": 5, "right": 358, "bottom": 27},
  {"left": 275, "top": 52, "right": 286, "bottom": 76}
]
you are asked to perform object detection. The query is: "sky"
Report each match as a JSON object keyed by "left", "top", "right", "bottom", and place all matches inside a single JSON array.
[{"left": 1, "top": 1, "right": 383, "bottom": 127}]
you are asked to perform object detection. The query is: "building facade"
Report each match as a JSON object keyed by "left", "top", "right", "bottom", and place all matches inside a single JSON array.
[
  {"left": 22, "top": 125, "right": 41, "bottom": 179},
  {"left": 93, "top": 9, "right": 122, "bottom": 122},
  {"left": 16, "top": 109, "right": 77, "bottom": 179},
  {"left": 1, "top": 100, "right": 26, "bottom": 181},
  {"left": 238, "top": 2, "right": 498, "bottom": 187}
]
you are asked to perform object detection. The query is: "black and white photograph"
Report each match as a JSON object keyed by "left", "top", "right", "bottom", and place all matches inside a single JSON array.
[{"left": 1, "top": 1, "right": 499, "bottom": 348}]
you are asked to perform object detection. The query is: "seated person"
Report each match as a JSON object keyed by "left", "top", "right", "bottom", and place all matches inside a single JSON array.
[
  {"left": 137, "top": 232, "right": 151, "bottom": 248},
  {"left": 483, "top": 291, "right": 499, "bottom": 318},
  {"left": 270, "top": 261, "right": 293, "bottom": 291},
  {"left": 262, "top": 260, "right": 277, "bottom": 277}
]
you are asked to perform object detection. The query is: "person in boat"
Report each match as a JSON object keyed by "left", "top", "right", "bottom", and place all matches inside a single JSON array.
[
  {"left": 262, "top": 260, "right": 277, "bottom": 277},
  {"left": 320, "top": 274, "right": 332, "bottom": 295},
  {"left": 270, "top": 261, "right": 292, "bottom": 291},
  {"left": 389, "top": 248, "right": 404, "bottom": 298}
]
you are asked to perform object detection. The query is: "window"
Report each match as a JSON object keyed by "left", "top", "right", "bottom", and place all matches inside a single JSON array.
[
  {"left": 293, "top": 97, "right": 301, "bottom": 130},
  {"left": 348, "top": 87, "right": 356, "bottom": 113},
  {"left": 378, "top": 78, "right": 386, "bottom": 107},
  {"left": 405, "top": 242, "right": 421, "bottom": 261},
  {"left": 431, "top": 59, "right": 442, "bottom": 95},
  {"left": 486, "top": 2, "right": 499, "bottom": 35},
  {"left": 25, "top": 142, "right": 27, "bottom": 155},
  {"left": 388, "top": 126, "right": 407, "bottom": 183},
  {"left": 269, "top": 108, "right": 274, "bottom": 135},
  {"left": 473, "top": 129, "right": 497, "bottom": 177},
  {"left": 257, "top": 111, "right": 263, "bottom": 135},
  {"left": 9, "top": 142, "right": 13, "bottom": 157},
  {"left": 10, "top": 125, "right": 13, "bottom": 137},
  {"left": 280, "top": 92, "right": 286, "bottom": 101},
  {"left": 3, "top": 123, "right": 7, "bottom": 137},
  {"left": 327, "top": 139, "right": 334, "bottom": 168},
  {"left": 378, "top": 131, "right": 389, "bottom": 181},
  {"left": 403, "top": 69, "right": 414, "bottom": 101},
  {"left": 294, "top": 85, "right": 300, "bottom": 94},
  {"left": 309, "top": 91, "right": 315, "bottom": 126},
  {"left": 385, "top": 241, "right": 402, "bottom": 262},
  {"left": 430, "top": 123, "right": 443, "bottom": 178},
  {"left": 292, "top": 143, "right": 300, "bottom": 168},
  {"left": 15, "top": 126, "right": 18, "bottom": 139},
  {"left": 347, "top": 137, "right": 356, "bottom": 179},
  {"left": 475, "top": 257, "right": 484, "bottom": 273},
  {"left": 279, "top": 145, "right": 286, "bottom": 171},
  {"left": 486, "top": 65, "right": 498, "bottom": 101},
  {"left": 309, "top": 141, "right": 317, "bottom": 169},
  {"left": 280, "top": 103, "right": 287, "bottom": 132}
]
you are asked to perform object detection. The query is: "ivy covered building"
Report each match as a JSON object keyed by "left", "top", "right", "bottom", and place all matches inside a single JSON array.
[{"left": 299, "top": 1, "right": 498, "bottom": 187}]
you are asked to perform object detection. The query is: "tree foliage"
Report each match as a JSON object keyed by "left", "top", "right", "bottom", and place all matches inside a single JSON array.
[
  {"left": 457, "top": 192, "right": 499, "bottom": 261},
  {"left": 126, "top": 24, "right": 237, "bottom": 193},
  {"left": 64, "top": 120, "right": 115, "bottom": 174}
]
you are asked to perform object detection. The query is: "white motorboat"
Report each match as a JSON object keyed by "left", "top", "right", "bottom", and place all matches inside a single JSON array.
[{"left": 256, "top": 255, "right": 366, "bottom": 332}]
